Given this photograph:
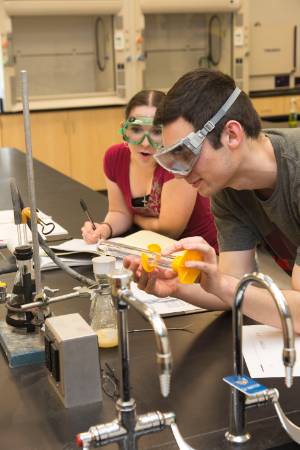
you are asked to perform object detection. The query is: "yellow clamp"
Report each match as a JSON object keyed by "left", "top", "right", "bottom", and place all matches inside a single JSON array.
[
  {"left": 21, "top": 207, "right": 43, "bottom": 224},
  {"left": 21, "top": 207, "right": 33, "bottom": 224},
  {"left": 0, "top": 281, "right": 7, "bottom": 288},
  {"left": 141, "top": 244, "right": 202, "bottom": 284}
]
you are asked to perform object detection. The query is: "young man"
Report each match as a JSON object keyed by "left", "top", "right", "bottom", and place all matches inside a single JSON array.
[{"left": 124, "top": 68, "right": 300, "bottom": 332}]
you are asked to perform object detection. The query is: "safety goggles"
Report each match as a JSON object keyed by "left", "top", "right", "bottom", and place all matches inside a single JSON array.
[
  {"left": 119, "top": 116, "right": 163, "bottom": 148},
  {"left": 153, "top": 86, "right": 241, "bottom": 175}
]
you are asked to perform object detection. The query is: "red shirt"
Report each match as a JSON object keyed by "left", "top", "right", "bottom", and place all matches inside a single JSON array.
[{"left": 104, "top": 143, "right": 218, "bottom": 250}]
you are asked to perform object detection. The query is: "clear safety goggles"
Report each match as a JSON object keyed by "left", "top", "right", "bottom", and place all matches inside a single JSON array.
[
  {"left": 153, "top": 87, "right": 241, "bottom": 175},
  {"left": 119, "top": 116, "right": 163, "bottom": 148}
]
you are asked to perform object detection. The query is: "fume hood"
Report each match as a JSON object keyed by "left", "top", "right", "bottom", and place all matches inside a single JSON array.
[{"left": 0, "top": 0, "right": 130, "bottom": 111}]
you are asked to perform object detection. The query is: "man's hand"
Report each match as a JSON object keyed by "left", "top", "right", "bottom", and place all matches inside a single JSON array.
[
  {"left": 163, "top": 236, "right": 225, "bottom": 298},
  {"left": 123, "top": 256, "right": 178, "bottom": 298}
]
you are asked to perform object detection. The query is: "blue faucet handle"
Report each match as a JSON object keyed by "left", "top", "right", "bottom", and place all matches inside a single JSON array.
[{"left": 223, "top": 374, "right": 268, "bottom": 397}]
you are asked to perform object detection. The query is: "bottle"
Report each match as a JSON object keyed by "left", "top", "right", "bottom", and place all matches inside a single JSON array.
[
  {"left": 90, "top": 255, "right": 118, "bottom": 348},
  {"left": 288, "top": 97, "right": 298, "bottom": 128}
]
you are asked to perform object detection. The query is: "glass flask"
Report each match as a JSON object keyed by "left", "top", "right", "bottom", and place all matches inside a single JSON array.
[{"left": 90, "top": 256, "right": 118, "bottom": 348}]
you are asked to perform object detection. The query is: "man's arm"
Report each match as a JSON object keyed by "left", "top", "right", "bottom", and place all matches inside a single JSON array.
[
  {"left": 130, "top": 242, "right": 256, "bottom": 312},
  {"left": 226, "top": 263, "right": 300, "bottom": 333},
  {"left": 132, "top": 238, "right": 300, "bottom": 332},
  {"left": 173, "top": 248, "right": 257, "bottom": 310},
  {"left": 172, "top": 241, "right": 300, "bottom": 333}
]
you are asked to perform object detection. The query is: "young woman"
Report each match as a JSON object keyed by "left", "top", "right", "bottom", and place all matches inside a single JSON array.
[{"left": 81, "top": 90, "right": 218, "bottom": 249}]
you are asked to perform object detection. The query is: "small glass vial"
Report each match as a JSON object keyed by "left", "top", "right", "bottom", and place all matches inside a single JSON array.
[{"left": 90, "top": 256, "right": 118, "bottom": 348}]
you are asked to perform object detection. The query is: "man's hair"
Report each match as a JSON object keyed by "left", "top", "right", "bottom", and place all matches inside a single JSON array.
[
  {"left": 125, "top": 90, "right": 165, "bottom": 119},
  {"left": 155, "top": 69, "right": 261, "bottom": 148}
]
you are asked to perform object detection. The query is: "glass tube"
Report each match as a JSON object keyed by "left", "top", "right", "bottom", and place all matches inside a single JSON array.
[{"left": 97, "top": 241, "right": 176, "bottom": 270}]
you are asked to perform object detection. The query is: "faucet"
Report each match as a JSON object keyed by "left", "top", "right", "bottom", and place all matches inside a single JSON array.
[
  {"left": 76, "top": 269, "right": 195, "bottom": 450},
  {"left": 225, "top": 272, "right": 296, "bottom": 444}
]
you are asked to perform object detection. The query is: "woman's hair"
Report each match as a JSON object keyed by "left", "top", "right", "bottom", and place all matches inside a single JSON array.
[
  {"left": 125, "top": 90, "right": 166, "bottom": 119},
  {"left": 154, "top": 69, "right": 261, "bottom": 149}
]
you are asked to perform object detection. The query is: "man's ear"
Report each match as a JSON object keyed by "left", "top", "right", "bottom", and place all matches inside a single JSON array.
[{"left": 221, "top": 120, "right": 244, "bottom": 149}]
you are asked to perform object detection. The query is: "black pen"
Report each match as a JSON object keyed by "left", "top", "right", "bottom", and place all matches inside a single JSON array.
[{"left": 80, "top": 199, "right": 96, "bottom": 231}]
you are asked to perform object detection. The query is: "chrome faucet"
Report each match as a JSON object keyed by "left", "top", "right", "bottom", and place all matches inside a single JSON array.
[
  {"left": 76, "top": 269, "right": 195, "bottom": 450},
  {"left": 110, "top": 269, "right": 172, "bottom": 398},
  {"left": 225, "top": 272, "right": 296, "bottom": 444}
]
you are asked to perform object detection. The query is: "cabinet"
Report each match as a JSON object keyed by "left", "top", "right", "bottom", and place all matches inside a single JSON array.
[
  {"left": 0, "top": 106, "right": 124, "bottom": 190},
  {"left": 251, "top": 96, "right": 300, "bottom": 118},
  {"left": 68, "top": 108, "right": 123, "bottom": 190}
]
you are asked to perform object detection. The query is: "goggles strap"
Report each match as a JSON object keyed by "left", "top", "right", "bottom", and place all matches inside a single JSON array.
[{"left": 200, "top": 86, "right": 241, "bottom": 137}]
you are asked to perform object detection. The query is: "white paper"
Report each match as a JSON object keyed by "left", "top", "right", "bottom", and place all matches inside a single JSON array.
[
  {"left": 40, "top": 255, "right": 92, "bottom": 271},
  {"left": 243, "top": 325, "right": 300, "bottom": 378},
  {"left": 130, "top": 282, "right": 204, "bottom": 317},
  {"left": 0, "top": 209, "right": 68, "bottom": 243},
  {"left": 50, "top": 238, "right": 98, "bottom": 254}
]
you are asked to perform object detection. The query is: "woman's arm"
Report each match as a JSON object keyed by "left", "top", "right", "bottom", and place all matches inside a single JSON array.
[
  {"left": 133, "top": 178, "right": 197, "bottom": 239},
  {"left": 82, "top": 176, "right": 133, "bottom": 243}
]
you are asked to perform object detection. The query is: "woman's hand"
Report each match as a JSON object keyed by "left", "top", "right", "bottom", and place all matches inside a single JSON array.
[
  {"left": 123, "top": 256, "right": 179, "bottom": 298},
  {"left": 81, "top": 221, "right": 111, "bottom": 244}
]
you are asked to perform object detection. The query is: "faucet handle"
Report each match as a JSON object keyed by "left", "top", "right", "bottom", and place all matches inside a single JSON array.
[
  {"left": 271, "top": 389, "right": 300, "bottom": 444},
  {"left": 170, "top": 422, "right": 197, "bottom": 450}
]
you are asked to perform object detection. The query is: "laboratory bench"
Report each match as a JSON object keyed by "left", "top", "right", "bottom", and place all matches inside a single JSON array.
[{"left": 0, "top": 148, "right": 300, "bottom": 450}]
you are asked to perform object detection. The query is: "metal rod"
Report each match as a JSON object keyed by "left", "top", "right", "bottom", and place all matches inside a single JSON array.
[
  {"left": 117, "top": 304, "right": 131, "bottom": 402},
  {"left": 20, "top": 291, "right": 84, "bottom": 310},
  {"left": 20, "top": 70, "right": 42, "bottom": 295}
]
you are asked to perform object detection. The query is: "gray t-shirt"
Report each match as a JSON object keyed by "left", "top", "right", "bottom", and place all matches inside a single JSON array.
[{"left": 212, "top": 128, "right": 300, "bottom": 270}]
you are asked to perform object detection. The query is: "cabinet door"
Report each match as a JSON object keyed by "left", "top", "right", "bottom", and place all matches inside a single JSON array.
[
  {"left": 0, "top": 116, "right": 3, "bottom": 147},
  {"left": 0, "top": 111, "right": 71, "bottom": 176},
  {"left": 30, "top": 111, "right": 71, "bottom": 176},
  {"left": 251, "top": 97, "right": 286, "bottom": 117},
  {"left": 0, "top": 113, "right": 26, "bottom": 152},
  {"left": 251, "top": 96, "right": 300, "bottom": 118},
  {"left": 68, "top": 107, "right": 124, "bottom": 190}
]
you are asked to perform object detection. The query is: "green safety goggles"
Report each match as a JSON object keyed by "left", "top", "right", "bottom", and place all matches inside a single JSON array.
[{"left": 119, "top": 116, "right": 163, "bottom": 148}]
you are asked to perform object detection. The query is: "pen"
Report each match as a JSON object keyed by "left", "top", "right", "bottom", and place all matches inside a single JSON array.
[{"left": 80, "top": 199, "right": 96, "bottom": 231}]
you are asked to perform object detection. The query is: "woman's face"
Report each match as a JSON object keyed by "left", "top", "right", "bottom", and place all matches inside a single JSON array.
[{"left": 124, "top": 105, "right": 162, "bottom": 165}]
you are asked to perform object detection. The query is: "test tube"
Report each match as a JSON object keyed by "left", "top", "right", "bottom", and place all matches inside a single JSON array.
[{"left": 97, "top": 241, "right": 175, "bottom": 270}]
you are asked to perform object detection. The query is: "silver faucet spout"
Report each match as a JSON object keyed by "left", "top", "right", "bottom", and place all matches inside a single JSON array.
[
  {"left": 109, "top": 269, "right": 172, "bottom": 397},
  {"left": 226, "top": 272, "right": 296, "bottom": 443}
]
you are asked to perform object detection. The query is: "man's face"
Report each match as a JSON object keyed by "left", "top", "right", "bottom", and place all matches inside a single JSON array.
[{"left": 162, "top": 117, "right": 236, "bottom": 197}]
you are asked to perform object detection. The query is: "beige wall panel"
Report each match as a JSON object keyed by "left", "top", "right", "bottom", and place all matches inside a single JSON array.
[
  {"left": 1, "top": 111, "right": 71, "bottom": 176},
  {"left": 251, "top": 96, "right": 300, "bottom": 118},
  {"left": 30, "top": 111, "right": 71, "bottom": 176},
  {"left": 0, "top": 117, "right": 3, "bottom": 147},
  {"left": 69, "top": 107, "right": 124, "bottom": 190},
  {"left": 251, "top": 97, "right": 285, "bottom": 118},
  {"left": 1, "top": 113, "right": 26, "bottom": 152}
]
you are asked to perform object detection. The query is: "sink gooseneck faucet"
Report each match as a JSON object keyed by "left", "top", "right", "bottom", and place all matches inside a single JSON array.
[
  {"left": 225, "top": 272, "right": 296, "bottom": 444},
  {"left": 76, "top": 269, "right": 195, "bottom": 450}
]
